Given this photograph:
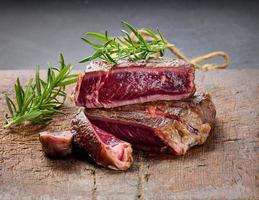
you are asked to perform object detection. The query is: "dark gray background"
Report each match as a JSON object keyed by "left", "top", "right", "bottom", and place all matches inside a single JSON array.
[{"left": 0, "top": 0, "right": 258, "bottom": 69}]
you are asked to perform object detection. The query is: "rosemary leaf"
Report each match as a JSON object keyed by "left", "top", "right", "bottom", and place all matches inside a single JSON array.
[
  {"left": 80, "top": 20, "right": 168, "bottom": 64},
  {"left": 4, "top": 54, "right": 78, "bottom": 128},
  {"left": 86, "top": 32, "right": 110, "bottom": 42},
  {"left": 81, "top": 37, "right": 103, "bottom": 48}
]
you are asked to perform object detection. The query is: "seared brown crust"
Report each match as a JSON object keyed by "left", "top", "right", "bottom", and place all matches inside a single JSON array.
[
  {"left": 86, "top": 57, "right": 195, "bottom": 71},
  {"left": 85, "top": 93, "right": 216, "bottom": 155},
  {"left": 72, "top": 111, "right": 102, "bottom": 161},
  {"left": 71, "top": 111, "right": 133, "bottom": 170}
]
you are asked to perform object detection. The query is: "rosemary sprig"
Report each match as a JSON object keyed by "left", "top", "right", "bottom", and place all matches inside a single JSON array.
[
  {"left": 80, "top": 21, "right": 230, "bottom": 69},
  {"left": 4, "top": 54, "right": 78, "bottom": 128},
  {"left": 80, "top": 20, "right": 168, "bottom": 64}
]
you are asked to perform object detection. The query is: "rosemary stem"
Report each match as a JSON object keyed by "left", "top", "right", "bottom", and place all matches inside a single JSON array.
[{"left": 4, "top": 54, "right": 77, "bottom": 128}]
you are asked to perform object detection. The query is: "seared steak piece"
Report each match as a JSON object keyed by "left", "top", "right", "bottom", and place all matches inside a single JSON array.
[
  {"left": 71, "top": 111, "right": 133, "bottom": 170},
  {"left": 73, "top": 58, "right": 195, "bottom": 108},
  {"left": 39, "top": 131, "right": 74, "bottom": 157},
  {"left": 85, "top": 94, "right": 216, "bottom": 155}
]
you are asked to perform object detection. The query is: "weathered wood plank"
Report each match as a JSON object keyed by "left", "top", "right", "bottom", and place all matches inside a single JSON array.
[{"left": 0, "top": 69, "right": 258, "bottom": 200}]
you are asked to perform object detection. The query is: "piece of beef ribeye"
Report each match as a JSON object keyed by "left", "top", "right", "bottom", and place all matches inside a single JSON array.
[
  {"left": 85, "top": 93, "right": 216, "bottom": 155},
  {"left": 39, "top": 131, "right": 74, "bottom": 157},
  {"left": 73, "top": 58, "right": 195, "bottom": 108},
  {"left": 71, "top": 111, "right": 133, "bottom": 170}
]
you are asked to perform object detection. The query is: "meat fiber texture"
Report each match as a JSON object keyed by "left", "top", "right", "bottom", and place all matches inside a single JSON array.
[
  {"left": 71, "top": 111, "right": 133, "bottom": 170},
  {"left": 73, "top": 58, "right": 195, "bottom": 108},
  {"left": 85, "top": 94, "right": 216, "bottom": 155},
  {"left": 38, "top": 121, "right": 133, "bottom": 170},
  {"left": 66, "top": 58, "right": 216, "bottom": 170},
  {"left": 39, "top": 94, "right": 215, "bottom": 170},
  {"left": 39, "top": 131, "right": 74, "bottom": 157}
]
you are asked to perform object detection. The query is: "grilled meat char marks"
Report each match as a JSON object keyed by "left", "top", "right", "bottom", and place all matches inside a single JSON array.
[
  {"left": 72, "top": 111, "right": 133, "bottom": 170},
  {"left": 73, "top": 58, "right": 195, "bottom": 108},
  {"left": 85, "top": 94, "right": 216, "bottom": 155}
]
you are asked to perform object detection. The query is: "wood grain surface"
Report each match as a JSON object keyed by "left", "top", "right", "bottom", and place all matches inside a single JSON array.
[{"left": 0, "top": 69, "right": 258, "bottom": 200}]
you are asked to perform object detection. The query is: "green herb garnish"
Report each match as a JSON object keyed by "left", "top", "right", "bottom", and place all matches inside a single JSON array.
[
  {"left": 80, "top": 20, "right": 229, "bottom": 70},
  {"left": 4, "top": 54, "right": 78, "bottom": 128},
  {"left": 80, "top": 20, "right": 169, "bottom": 64}
]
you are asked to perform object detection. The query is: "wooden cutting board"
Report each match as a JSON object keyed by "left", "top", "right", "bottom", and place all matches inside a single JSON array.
[{"left": 0, "top": 69, "right": 258, "bottom": 200}]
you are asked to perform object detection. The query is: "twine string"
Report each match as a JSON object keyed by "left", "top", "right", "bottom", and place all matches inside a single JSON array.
[{"left": 129, "top": 29, "right": 230, "bottom": 70}]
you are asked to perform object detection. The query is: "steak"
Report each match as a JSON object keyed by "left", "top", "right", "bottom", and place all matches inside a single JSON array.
[
  {"left": 39, "top": 131, "right": 74, "bottom": 157},
  {"left": 85, "top": 93, "right": 216, "bottom": 155},
  {"left": 71, "top": 111, "right": 133, "bottom": 170},
  {"left": 73, "top": 58, "right": 195, "bottom": 108}
]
